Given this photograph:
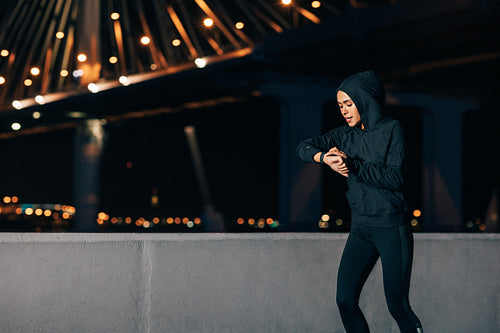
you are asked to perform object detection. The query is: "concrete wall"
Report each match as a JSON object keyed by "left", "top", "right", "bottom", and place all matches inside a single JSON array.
[{"left": 0, "top": 233, "right": 498, "bottom": 333}]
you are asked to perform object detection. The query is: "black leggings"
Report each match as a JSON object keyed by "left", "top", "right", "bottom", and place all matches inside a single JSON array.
[{"left": 336, "top": 223, "right": 422, "bottom": 332}]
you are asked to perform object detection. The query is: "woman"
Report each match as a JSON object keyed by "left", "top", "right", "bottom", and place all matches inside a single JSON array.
[{"left": 296, "top": 71, "right": 423, "bottom": 332}]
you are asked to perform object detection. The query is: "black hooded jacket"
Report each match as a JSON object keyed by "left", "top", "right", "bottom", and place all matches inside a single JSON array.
[{"left": 296, "top": 71, "right": 407, "bottom": 226}]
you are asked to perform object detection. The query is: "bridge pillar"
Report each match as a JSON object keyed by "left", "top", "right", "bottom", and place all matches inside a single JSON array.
[
  {"left": 388, "top": 93, "right": 476, "bottom": 231},
  {"left": 261, "top": 81, "right": 337, "bottom": 231},
  {"left": 73, "top": 119, "right": 106, "bottom": 232}
]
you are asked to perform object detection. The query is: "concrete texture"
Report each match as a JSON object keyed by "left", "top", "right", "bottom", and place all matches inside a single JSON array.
[{"left": 0, "top": 233, "right": 498, "bottom": 333}]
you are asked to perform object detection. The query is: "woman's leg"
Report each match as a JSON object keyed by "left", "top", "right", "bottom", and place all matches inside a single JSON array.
[
  {"left": 336, "top": 225, "right": 379, "bottom": 333},
  {"left": 373, "top": 224, "right": 422, "bottom": 332}
]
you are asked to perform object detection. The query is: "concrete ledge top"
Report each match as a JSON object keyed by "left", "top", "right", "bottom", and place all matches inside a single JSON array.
[{"left": 0, "top": 232, "right": 499, "bottom": 243}]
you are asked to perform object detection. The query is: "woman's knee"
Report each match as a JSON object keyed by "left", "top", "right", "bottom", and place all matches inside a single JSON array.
[{"left": 336, "top": 293, "right": 357, "bottom": 313}]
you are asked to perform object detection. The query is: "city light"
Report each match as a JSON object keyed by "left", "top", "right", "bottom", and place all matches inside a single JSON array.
[
  {"left": 0, "top": 76, "right": 5, "bottom": 84},
  {"left": 172, "top": 39, "right": 181, "bottom": 47},
  {"left": 56, "top": 31, "right": 65, "bottom": 39},
  {"left": 30, "top": 67, "right": 40, "bottom": 76},
  {"left": 0, "top": 49, "right": 9, "bottom": 57},
  {"left": 413, "top": 209, "right": 422, "bottom": 217},
  {"left": 24, "top": 79, "right": 33, "bottom": 86},
  {"left": 77, "top": 53, "right": 87, "bottom": 62},
  {"left": 203, "top": 18, "right": 214, "bottom": 27},
  {"left": 11, "top": 123, "right": 21, "bottom": 131},
  {"left": 12, "top": 100, "right": 22, "bottom": 109},
  {"left": 35, "top": 95, "right": 45, "bottom": 104},
  {"left": 194, "top": 58, "right": 207, "bottom": 68},
  {"left": 282, "top": 0, "right": 292, "bottom": 5},
  {"left": 72, "top": 69, "right": 84, "bottom": 78},
  {"left": 235, "top": 22, "right": 244, "bottom": 30},
  {"left": 311, "top": 1, "right": 321, "bottom": 8},
  {"left": 140, "top": 36, "right": 151, "bottom": 45},
  {"left": 119, "top": 76, "right": 129, "bottom": 86},
  {"left": 111, "top": 12, "right": 120, "bottom": 20},
  {"left": 60, "top": 69, "right": 69, "bottom": 77},
  {"left": 88, "top": 83, "right": 99, "bottom": 93},
  {"left": 109, "top": 56, "right": 118, "bottom": 64}
]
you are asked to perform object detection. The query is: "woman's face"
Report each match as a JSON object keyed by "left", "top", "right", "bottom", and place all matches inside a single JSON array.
[{"left": 337, "top": 90, "right": 362, "bottom": 128}]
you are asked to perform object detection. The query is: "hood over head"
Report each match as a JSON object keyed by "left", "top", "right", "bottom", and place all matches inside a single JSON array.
[{"left": 336, "top": 70, "right": 385, "bottom": 131}]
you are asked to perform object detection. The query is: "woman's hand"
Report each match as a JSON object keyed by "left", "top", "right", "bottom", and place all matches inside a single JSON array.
[
  {"left": 313, "top": 147, "right": 349, "bottom": 177},
  {"left": 326, "top": 147, "right": 347, "bottom": 158},
  {"left": 323, "top": 155, "right": 349, "bottom": 177}
]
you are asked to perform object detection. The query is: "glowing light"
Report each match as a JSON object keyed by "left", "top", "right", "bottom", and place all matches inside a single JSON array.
[
  {"left": 203, "top": 18, "right": 214, "bottom": 27},
  {"left": 266, "top": 218, "right": 274, "bottom": 225},
  {"left": 153, "top": 217, "right": 160, "bottom": 224},
  {"left": 0, "top": 76, "right": 5, "bottom": 84},
  {"left": 25, "top": 208, "right": 34, "bottom": 215},
  {"left": 237, "top": 218, "right": 244, "bottom": 225},
  {"left": 0, "top": 49, "right": 9, "bottom": 57},
  {"left": 413, "top": 209, "right": 422, "bottom": 218},
  {"left": 479, "top": 224, "right": 486, "bottom": 231},
  {"left": 282, "top": 0, "right": 292, "bottom": 5},
  {"left": 72, "top": 69, "right": 84, "bottom": 78},
  {"left": 311, "top": 1, "right": 321, "bottom": 8},
  {"left": 35, "top": 95, "right": 45, "bottom": 104},
  {"left": 56, "top": 31, "right": 65, "bottom": 39},
  {"left": 140, "top": 36, "right": 151, "bottom": 45},
  {"left": 11, "top": 123, "right": 21, "bottom": 131},
  {"left": 187, "top": 221, "right": 194, "bottom": 228},
  {"left": 111, "top": 12, "right": 120, "bottom": 20},
  {"left": 410, "top": 219, "right": 418, "bottom": 227},
  {"left": 125, "top": 217, "right": 132, "bottom": 224},
  {"left": 174, "top": 217, "right": 181, "bottom": 224},
  {"left": 335, "top": 218, "right": 343, "bottom": 226},
  {"left": 88, "top": 83, "right": 99, "bottom": 93},
  {"left": 12, "top": 196, "right": 19, "bottom": 203},
  {"left": 150, "top": 64, "right": 157, "bottom": 70},
  {"left": 24, "top": 79, "right": 33, "bottom": 86},
  {"left": 16, "top": 208, "right": 22, "bottom": 215},
  {"left": 60, "top": 69, "right": 69, "bottom": 77},
  {"left": 248, "top": 218, "right": 255, "bottom": 225},
  {"left": 258, "top": 218, "right": 266, "bottom": 228},
  {"left": 77, "top": 53, "right": 87, "bottom": 62},
  {"left": 119, "top": 76, "right": 129, "bottom": 86},
  {"left": 12, "top": 100, "right": 22, "bottom": 109},
  {"left": 62, "top": 212, "right": 70, "bottom": 219},
  {"left": 143, "top": 221, "right": 151, "bottom": 228},
  {"left": 194, "top": 58, "right": 207, "bottom": 68},
  {"left": 3, "top": 196, "right": 11, "bottom": 204},
  {"left": 98, "top": 212, "right": 107, "bottom": 220},
  {"left": 235, "top": 22, "right": 244, "bottom": 30},
  {"left": 109, "top": 56, "right": 118, "bottom": 64},
  {"left": 172, "top": 39, "right": 181, "bottom": 46},
  {"left": 30, "top": 67, "right": 40, "bottom": 76},
  {"left": 194, "top": 218, "right": 201, "bottom": 225},
  {"left": 167, "top": 217, "right": 174, "bottom": 224},
  {"left": 32, "top": 112, "right": 41, "bottom": 119},
  {"left": 35, "top": 209, "right": 43, "bottom": 216},
  {"left": 321, "top": 214, "right": 330, "bottom": 222},
  {"left": 44, "top": 210, "right": 52, "bottom": 217}
]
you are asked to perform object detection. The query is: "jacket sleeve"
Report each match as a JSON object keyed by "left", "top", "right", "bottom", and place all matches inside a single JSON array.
[
  {"left": 348, "top": 123, "right": 405, "bottom": 191},
  {"left": 295, "top": 129, "right": 341, "bottom": 163}
]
